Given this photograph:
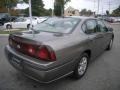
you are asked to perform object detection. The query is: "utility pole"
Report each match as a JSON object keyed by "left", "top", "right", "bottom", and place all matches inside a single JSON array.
[
  {"left": 94, "top": 0, "right": 96, "bottom": 16},
  {"left": 101, "top": 0, "right": 103, "bottom": 15},
  {"left": 29, "top": 0, "right": 32, "bottom": 30},
  {"left": 52, "top": 0, "right": 54, "bottom": 16},
  {"left": 102, "top": 5, "right": 103, "bottom": 15},
  {"left": 108, "top": 0, "right": 111, "bottom": 13},
  {"left": 97, "top": 0, "right": 100, "bottom": 15},
  {"left": 29, "top": 0, "right": 35, "bottom": 37}
]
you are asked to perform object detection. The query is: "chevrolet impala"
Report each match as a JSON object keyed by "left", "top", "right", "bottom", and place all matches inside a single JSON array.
[{"left": 5, "top": 17, "right": 114, "bottom": 83}]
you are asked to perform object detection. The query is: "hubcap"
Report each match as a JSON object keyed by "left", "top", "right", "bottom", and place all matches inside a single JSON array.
[{"left": 78, "top": 57, "right": 88, "bottom": 75}]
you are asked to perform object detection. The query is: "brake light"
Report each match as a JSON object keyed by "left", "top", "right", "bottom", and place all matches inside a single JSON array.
[
  {"left": 38, "top": 47, "right": 49, "bottom": 60},
  {"left": 50, "top": 52, "right": 56, "bottom": 61},
  {"left": 9, "top": 36, "right": 56, "bottom": 61},
  {"left": 37, "top": 47, "right": 56, "bottom": 61}
]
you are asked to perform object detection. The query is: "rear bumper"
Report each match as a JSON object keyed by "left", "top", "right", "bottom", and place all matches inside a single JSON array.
[{"left": 5, "top": 45, "right": 74, "bottom": 83}]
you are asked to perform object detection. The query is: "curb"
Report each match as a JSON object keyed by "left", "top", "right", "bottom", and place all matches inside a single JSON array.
[
  {"left": 0, "top": 34, "right": 9, "bottom": 36},
  {"left": 110, "top": 23, "right": 120, "bottom": 25}
]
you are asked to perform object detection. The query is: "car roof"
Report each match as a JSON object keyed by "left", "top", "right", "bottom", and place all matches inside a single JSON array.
[
  {"left": 66, "top": 16, "right": 96, "bottom": 20},
  {"left": 51, "top": 16, "right": 98, "bottom": 20},
  {"left": 37, "top": 16, "right": 97, "bottom": 21}
]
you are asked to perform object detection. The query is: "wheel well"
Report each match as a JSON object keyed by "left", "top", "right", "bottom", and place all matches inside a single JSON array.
[
  {"left": 112, "top": 34, "right": 114, "bottom": 39},
  {"left": 27, "top": 24, "right": 30, "bottom": 27},
  {"left": 7, "top": 24, "right": 11, "bottom": 26},
  {"left": 84, "top": 50, "right": 91, "bottom": 58},
  {"left": 6, "top": 24, "right": 12, "bottom": 28},
  {"left": 27, "top": 24, "right": 33, "bottom": 28}
]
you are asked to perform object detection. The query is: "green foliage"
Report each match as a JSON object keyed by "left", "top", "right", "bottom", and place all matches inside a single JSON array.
[
  {"left": 54, "top": 0, "right": 70, "bottom": 16},
  {"left": 0, "top": 29, "right": 25, "bottom": 34},
  {"left": 112, "top": 6, "right": 120, "bottom": 16},
  {"left": 44, "top": 9, "right": 52, "bottom": 16},
  {"left": 54, "top": 1, "right": 62, "bottom": 16},
  {"left": 24, "top": 0, "right": 45, "bottom": 16},
  {"left": 106, "top": 10, "right": 109, "bottom": 15},
  {"left": 80, "top": 9, "right": 93, "bottom": 16},
  {"left": 0, "top": 0, "right": 17, "bottom": 8},
  {"left": 24, "top": 0, "right": 52, "bottom": 16}
]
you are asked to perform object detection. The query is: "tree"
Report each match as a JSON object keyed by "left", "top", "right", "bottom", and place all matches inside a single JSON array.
[
  {"left": 44, "top": 8, "right": 52, "bottom": 16},
  {"left": 0, "top": 0, "right": 17, "bottom": 8},
  {"left": 0, "top": 0, "right": 18, "bottom": 15},
  {"left": 54, "top": 0, "right": 70, "bottom": 16},
  {"left": 106, "top": 10, "right": 109, "bottom": 16},
  {"left": 80, "top": 9, "right": 93, "bottom": 16},
  {"left": 87, "top": 10, "right": 93, "bottom": 16},
  {"left": 112, "top": 6, "right": 120, "bottom": 16},
  {"left": 80, "top": 9, "right": 87, "bottom": 16},
  {"left": 24, "top": 0, "right": 45, "bottom": 16}
]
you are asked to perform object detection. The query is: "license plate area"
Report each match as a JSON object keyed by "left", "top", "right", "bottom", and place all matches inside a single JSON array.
[{"left": 11, "top": 56, "right": 23, "bottom": 70}]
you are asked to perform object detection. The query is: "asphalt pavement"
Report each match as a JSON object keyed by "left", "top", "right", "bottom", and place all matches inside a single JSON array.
[{"left": 0, "top": 23, "right": 120, "bottom": 90}]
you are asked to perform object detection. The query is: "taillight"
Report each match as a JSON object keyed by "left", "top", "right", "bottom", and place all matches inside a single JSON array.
[
  {"left": 9, "top": 36, "right": 56, "bottom": 61},
  {"left": 28, "top": 45, "right": 36, "bottom": 56},
  {"left": 50, "top": 52, "right": 56, "bottom": 61}
]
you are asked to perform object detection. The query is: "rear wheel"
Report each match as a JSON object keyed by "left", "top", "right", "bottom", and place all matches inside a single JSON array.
[
  {"left": 106, "top": 39, "right": 113, "bottom": 50},
  {"left": 73, "top": 53, "right": 89, "bottom": 79},
  {"left": 6, "top": 24, "right": 12, "bottom": 29}
]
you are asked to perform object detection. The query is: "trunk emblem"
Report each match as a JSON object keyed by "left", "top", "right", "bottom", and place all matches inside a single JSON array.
[{"left": 17, "top": 44, "right": 21, "bottom": 49}]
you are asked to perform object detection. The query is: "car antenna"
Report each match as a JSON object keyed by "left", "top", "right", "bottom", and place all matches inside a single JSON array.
[{"left": 29, "top": 0, "right": 35, "bottom": 37}]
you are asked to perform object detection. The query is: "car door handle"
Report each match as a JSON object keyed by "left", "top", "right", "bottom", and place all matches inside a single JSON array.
[
  {"left": 95, "top": 34, "right": 104, "bottom": 39},
  {"left": 95, "top": 36, "right": 103, "bottom": 39}
]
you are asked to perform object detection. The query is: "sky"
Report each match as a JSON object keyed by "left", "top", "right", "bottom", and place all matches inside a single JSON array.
[{"left": 43, "top": 0, "right": 120, "bottom": 14}]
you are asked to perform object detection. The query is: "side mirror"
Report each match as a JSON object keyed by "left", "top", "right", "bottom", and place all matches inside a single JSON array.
[{"left": 108, "top": 27, "right": 113, "bottom": 32}]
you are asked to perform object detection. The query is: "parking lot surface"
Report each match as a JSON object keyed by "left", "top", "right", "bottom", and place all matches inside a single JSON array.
[{"left": 0, "top": 23, "right": 120, "bottom": 90}]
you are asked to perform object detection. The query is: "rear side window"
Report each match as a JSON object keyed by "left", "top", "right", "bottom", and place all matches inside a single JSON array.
[{"left": 82, "top": 19, "right": 97, "bottom": 34}]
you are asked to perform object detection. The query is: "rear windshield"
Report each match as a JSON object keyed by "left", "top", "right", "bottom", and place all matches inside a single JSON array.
[{"left": 33, "top": 17, "right": 80, "bottom": 33}]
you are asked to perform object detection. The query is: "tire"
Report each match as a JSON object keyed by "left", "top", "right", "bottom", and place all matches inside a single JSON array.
[
  {"left": 6, "top": 24, "right": 12, "bottom": 29},
  {"left": 73, "top": 53, "right": 89, "bottom": 79},
  {"left": 106, "top": 39, "right": 113, "bottom": 50},
  {"left": 27, "top": 24, "right": 30, "bottom": 29}
]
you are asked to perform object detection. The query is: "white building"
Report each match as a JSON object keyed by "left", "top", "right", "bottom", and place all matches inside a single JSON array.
[{"left": 64, "top": 6, "right": 80, "bottom": 16}]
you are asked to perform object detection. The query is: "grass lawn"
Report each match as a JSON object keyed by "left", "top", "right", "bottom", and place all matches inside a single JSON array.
[{"left": 0, "top": 29, "right": 26, "bottom": 34}]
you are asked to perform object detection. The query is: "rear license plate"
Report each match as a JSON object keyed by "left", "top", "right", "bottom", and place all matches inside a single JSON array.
[{"left": 11, "top": 57, "right": 23, "bottom": 69}]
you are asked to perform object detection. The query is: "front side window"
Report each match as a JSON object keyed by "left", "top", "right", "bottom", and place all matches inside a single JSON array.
[
  {"left": 33, "top": 17, "right": 80, "bottom": 33},
  {"left": 84, "top": 20, "right": 97, "bottom": 34},
  {"left": 97, "top": 20, "right": 108, "bottom": 32},
  {"left": 14, "top": 18, "right": 27, "bottom": 22},
  {"left": 14, "top": 18, "right": 23, "bottom": 22}
]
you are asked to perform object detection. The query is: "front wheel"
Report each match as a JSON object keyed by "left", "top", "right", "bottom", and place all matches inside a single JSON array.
[{"left": 73, "top": 53, "right": 89, "bottom": 79}]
